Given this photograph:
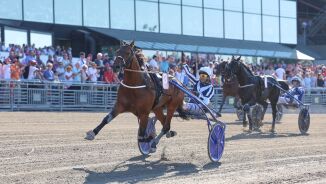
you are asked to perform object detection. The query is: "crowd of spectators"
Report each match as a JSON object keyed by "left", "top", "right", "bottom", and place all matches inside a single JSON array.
[
  {"left": 242, "top": 60, "right": 326, "bottom": 88},
  {"left": 0, "top": 43, "right": 326, "bottom": 89},
  {"left": 0, "top": 44, "right": 120, "bottom": 88}
]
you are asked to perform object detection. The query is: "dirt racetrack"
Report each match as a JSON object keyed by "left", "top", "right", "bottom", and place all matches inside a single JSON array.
[{"left": 0, "top": 112, "right": 326, "bottom": 184}]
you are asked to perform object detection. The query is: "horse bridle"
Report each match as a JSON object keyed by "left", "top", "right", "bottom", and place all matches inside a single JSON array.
[
  {"left": 116, "top": 46, "right": 135, "bottom": 69},
  {"left": 115, "top": 45, "right": 148, "bottom": 89}
]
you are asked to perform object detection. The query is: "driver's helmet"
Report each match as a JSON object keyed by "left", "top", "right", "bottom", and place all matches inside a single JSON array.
[
  {"left": 291, "top": 77, "right": 301, "bottom": 86},
  {"left": 199, "top": 67, "right": 212, "bottom": 83}
]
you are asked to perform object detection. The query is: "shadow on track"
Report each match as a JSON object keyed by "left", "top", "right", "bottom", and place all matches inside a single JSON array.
[
  {"left": 225, "top": 131, "right": 309, "bottom": 142},
  {"left": 74, "top": 155, "right": 200, "bottom": 184}
]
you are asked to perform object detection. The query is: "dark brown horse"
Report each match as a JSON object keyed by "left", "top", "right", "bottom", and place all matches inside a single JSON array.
[
  {"left": 85, "top": 41, "right": 187, "bottom": 152},
  {"left": 215, "top": 61, "right": 241, "bottom": 114}
]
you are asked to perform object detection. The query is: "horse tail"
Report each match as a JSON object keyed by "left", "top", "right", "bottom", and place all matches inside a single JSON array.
[{"left": 176, "top": 105, "right": 190, "bottom": 120}]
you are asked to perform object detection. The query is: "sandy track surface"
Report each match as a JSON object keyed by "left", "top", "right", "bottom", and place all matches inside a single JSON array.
[{"left": 0, "top": 112, "right": 325, "bottom": 184}]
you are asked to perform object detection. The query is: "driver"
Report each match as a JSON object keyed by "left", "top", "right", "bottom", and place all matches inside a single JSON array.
[
  {"left": 183, "top": 62, "right": 221, "bottom": 117},
  {"left": 278, "top": 77, "right": 304, "bottom": 107}
]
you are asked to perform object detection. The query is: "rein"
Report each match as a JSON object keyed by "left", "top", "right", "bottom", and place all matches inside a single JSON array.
[
  {"left": 238, "top": 84, "right": 254, "bottom": 88},
  {"left": 120, "top": 80, "right": 146, "bottom": 89}
]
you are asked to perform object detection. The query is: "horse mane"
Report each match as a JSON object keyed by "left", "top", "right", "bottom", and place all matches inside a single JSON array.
[
  {"left": 238, "top": 61, "right": 254, "bottom": 76},
  {"left": 135, "top": 49, "right": 145, "bottom": 68}
]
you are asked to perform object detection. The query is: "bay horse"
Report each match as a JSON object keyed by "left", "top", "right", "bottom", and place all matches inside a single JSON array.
[
  {"left": 225, "top": 57, "right": 280, "bottom": 132},
  {"left": 85, "top": 41, "right": 187, "bottom": 152},
  {"left": 215, "top": 61, "right": 241, "bottom": 114}
]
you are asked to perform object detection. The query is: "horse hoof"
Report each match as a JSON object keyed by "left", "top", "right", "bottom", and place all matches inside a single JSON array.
[
  {"left": 85, "top": 130, "right": 95, "bottom": 140},
  {"left": 150, "top": 142, "right": 157, "bottom": 153},
  {"left": 215, "top": 112, "right": 222, "bottom": 118},
  {"left": 270, "top": 128, "right": 276, "bottom": 133},
  {"left": 243, "top": 129, "right": 252, "bottom": 133},
  {"left": 166, "top": 131, "right": 177, "bottom": 138},
  {"left": 150, "top": 148, "right": 157, "bottom": 153}
]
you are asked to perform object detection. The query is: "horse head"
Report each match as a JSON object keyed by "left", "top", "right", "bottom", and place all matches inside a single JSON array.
[
  {"left": 113, "top": 41, "right": 138, "bottom": 72},
  {"left": 225, "top": 56, "right": 241, "bottom": 79},
  {"left": 215, "top": 61, "right": 228, "bottom": 76}
]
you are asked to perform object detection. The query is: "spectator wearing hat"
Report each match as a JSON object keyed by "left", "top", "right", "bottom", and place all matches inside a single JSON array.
[
  {"left": 27, "top": 60, "right": 40, "bottom": 80},
  {"left": 56, "top": 61, "right": 66, "bottom": 81},
  {"left": 43, "top": 63, "right": 55, "bottom": 81}
]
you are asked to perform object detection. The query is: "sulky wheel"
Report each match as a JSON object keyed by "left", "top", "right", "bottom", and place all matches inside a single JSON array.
[
  {"left": 251, "top": 104, "right": 263, "bottom": 129},
  {"left": 275, "top": 104, "right": 283, "bottom": 123},
  {"left": 138, "top": 117, "right": 157, "bottom": 155},
  {"left": 298, "top": 108, "right": 310, "bottom": 134},
  {"left": 207, "top": 124, "right": 225, "bottom": 162}
]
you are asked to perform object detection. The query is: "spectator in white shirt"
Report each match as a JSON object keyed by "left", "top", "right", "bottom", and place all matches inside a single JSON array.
[
  {"left": 148, "top": 55, "right": 159, "bottom": 71},
  {"left": 81, "top": 64, "right": 89, "bottom": 83},
  {"left": 3, "top": 58, "right": 11, "bottom": 80},
  {"left": 175, "top": 65, "right": 185, "bottom": 84},
  {"left": 87, "top": 62, "right": 99, "bottom": 83},
  {"left": 72, "top": 62, "right": 82, "bottom": 83},
  {"left": 73, "top": 52, "right": 86, "bottom": 67},
  {"left": 28, "top": 60, "right": 40, "bottom": 80},
  {"left": 274, "top": 63, "right": 286, "bottom": 80},
  {"left": 64, "top": 65, "right": 74, "bottom": 82},
  {"left": 56, "top": 61, "right": 66, "bottom": 81}
]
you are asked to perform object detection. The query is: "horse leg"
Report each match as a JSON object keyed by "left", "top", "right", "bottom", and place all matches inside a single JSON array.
[
  {"left": 242, "top": 110, "right": 247, "bottom": 127},
  {"left": 218, "top": 95, "right": 226, "bottom": 114},
  {"left": 137, "top": 114, "right": 151, "bottom": 142},
  {"left": 85, "top": 104, "right": 121, "bottom": 140},
  {"left": 243, "top": 101, "right": 256, "bottom": 131},
  {"left": 270, "top": 102, "right": 277, "bottom": 133},
  {"left": 151, "top": 104, "right": 177, "bottom": 151},
  {"left": 260, "top": 101, "right": 268, "bottom": 121}
]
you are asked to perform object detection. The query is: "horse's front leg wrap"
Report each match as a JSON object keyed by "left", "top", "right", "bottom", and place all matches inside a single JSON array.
[
  {"left": 85, "top": 112, "right": 115, "bottom": 141},
  {"left": 138, "top": 136, "right": 153, "bottom": 142},
  {"left": 151, "top": 130, "right": 165, "bottom": 148},
  {"left": 93, "top": 113, "right": 114, "bottom": 135}
]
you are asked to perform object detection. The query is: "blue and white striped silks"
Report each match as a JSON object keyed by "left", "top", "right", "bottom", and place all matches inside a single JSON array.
[{"left": 183, "top": 64, "right": 214, "bottom": 105}]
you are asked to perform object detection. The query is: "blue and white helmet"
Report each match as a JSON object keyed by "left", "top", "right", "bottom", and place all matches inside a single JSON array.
[
  {"left": 199, "top": 67, "right": 212, "bottom": 77},
  {"left": 291, "top": 76, "right": 301, "bottom": 85}
]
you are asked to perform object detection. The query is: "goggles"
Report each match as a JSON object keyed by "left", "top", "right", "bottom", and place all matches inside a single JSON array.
[{"left": 200, "top": 74, "right": 208, "bottom": 79}]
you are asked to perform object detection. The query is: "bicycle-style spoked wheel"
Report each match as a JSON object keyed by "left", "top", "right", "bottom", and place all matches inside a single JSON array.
[
  {"left": 138, "top": 117, "right": 156, "bottom": 155},
  {"left": 207, "top": 124, "right": 225, "bottom": 162},
  {"left": 298, "top": 108, "right": 310, "bottom": 134}
]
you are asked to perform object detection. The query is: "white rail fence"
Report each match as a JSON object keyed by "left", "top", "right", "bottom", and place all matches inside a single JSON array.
[{"left": 0, "top": 80, "right": 325, "bottom": 113}]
